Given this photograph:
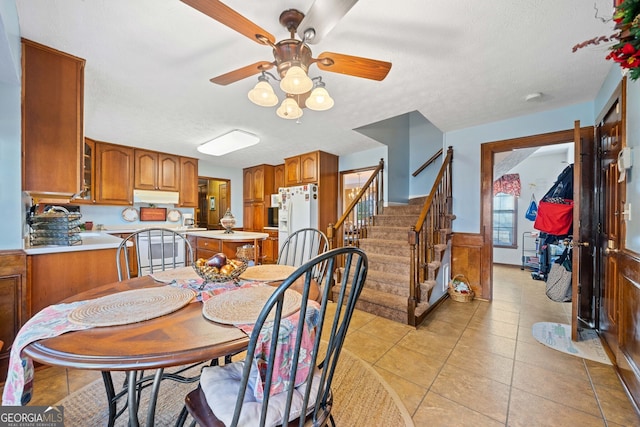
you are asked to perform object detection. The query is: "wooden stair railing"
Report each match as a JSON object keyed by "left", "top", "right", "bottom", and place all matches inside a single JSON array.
[
  {"left": 408, "top": 146, "right": 454, "bottom": 326},
  {"left": 327, "top": 159, "right": 384, "bottom": 250},
  {"left": 412, "top": 148, "right": 443, "bottom": 177}
]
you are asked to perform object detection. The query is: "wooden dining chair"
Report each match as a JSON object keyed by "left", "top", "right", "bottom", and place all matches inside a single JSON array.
[
  {"left": 180, "top": 246, "right": 368, "bottom": 427},
  {"left": 115, "top": 227, "right": 194, "bottom": 281},
  {"left": 106, "top": 228, "right": 196, "bottom": 426},
  {"left": 278, "top": 228, "right": 329, "bottom": 283}
]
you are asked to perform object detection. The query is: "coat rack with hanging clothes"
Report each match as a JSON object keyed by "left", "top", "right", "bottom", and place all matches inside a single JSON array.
[{"left": 531, "top": 164, "right": 574, "bottom": 281}]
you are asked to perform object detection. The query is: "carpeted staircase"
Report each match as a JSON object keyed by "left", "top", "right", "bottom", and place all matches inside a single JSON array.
[{"left": 338, "top": 197, "right": 449, "bottom": 324}]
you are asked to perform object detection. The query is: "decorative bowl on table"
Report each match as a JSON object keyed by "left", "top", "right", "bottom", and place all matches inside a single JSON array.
[{"left": 193, "top": 258, "right": 247, "bottom": 283}]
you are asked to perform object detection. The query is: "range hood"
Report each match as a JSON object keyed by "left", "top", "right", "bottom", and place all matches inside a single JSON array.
[{"left": 133, "top": 190, "right": 179, "bottom": 204}]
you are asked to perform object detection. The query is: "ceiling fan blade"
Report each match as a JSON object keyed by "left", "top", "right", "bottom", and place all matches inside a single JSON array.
[
  {"left": 297, "top": 0, "right": 359, "bottom": 44},
  {"left": 316, "top": 52, "right": 391, "bottom": 81},
  {"left": 210, "top": 61, "right": 274, "bottom": 85},
  {"left": 181, "top": 0, "right": 275, "bottom": 45}
]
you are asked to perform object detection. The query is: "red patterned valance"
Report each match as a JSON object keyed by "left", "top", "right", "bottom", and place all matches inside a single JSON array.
[{"left": 493, "top": 174, "right": 521, "bottom": 196}]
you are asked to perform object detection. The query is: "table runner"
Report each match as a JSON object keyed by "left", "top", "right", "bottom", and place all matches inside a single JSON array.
[{"left": 2, "top": 301, "right": 93, "bottom": 405}]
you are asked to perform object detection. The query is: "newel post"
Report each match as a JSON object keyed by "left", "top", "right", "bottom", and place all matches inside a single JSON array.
[{"left": 327, "top": 224, "right": 335, "bottom": 250}]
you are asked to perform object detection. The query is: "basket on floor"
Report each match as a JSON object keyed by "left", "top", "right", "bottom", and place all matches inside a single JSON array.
[{"left": 448, "top": 274, "right": 475, "bottom": 302}]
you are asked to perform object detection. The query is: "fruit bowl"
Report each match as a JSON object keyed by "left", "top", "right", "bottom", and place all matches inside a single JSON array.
[{"left": 193, "top": 259, "right": 247, "bottom": 283}]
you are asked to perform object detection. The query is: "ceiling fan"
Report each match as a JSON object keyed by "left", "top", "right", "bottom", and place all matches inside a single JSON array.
[{"left": 180, "top": 0, "right": 392, "bottom": 116}]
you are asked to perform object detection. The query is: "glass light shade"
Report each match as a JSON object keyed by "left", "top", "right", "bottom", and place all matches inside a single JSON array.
[
  {"left": 305, "top": 86, "right": 334, "bottom": 111},
  {"left": 279, "top": 66, "right": 313, "bottom": 95},
  {"left": 276, "top": 97, "right": 303, "bottom": 119},
  {"left": 248, "top": 81, "right": 278, "bottom": 107}
]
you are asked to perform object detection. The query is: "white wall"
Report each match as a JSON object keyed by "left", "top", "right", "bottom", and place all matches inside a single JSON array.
[
  {"left": 0, "top": 0, "right": 22, "bottom": 250},
  {"left": 493, "top": 152, "right": 569, "bottom": 265}
]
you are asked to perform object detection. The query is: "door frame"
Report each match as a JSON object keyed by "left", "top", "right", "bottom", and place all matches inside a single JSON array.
[{"left": 480, "top": 128, "right": 594, "bottom": 310}]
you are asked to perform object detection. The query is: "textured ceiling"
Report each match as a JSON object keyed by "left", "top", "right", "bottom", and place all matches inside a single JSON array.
[{"left": 15, "top": 0, "right": 616, "bottom": 169}]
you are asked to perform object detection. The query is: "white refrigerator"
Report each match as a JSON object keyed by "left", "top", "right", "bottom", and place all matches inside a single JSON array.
[{"left": 278, "top": 184, "right": 319, "bottom": 251}]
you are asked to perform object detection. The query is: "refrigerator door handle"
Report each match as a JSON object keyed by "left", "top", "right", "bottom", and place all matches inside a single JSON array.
[{"left": 287, "top": 199, "right": 293, "bottom": 233}]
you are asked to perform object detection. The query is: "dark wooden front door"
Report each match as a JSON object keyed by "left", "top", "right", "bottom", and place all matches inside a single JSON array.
[
  {"left": 572, "top": 122, "right": 596, "bottom": 340},
  {"left": 596, "top": 87, "right": 624, "bottom": 360}
]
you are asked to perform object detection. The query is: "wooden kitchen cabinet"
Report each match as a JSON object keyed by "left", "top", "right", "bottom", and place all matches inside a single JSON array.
[
  {"left": 73, "top": 138, "right": 95, "bottom": 204},
  {"left": 94, "top": 141, "right": 134, "bottom": 205},
  {"left": 243, "top": 164, "right": 274, "bottom": 202},
  {"left": 28, "top": 249, "right": 120, "bottom": 316},
  {"left": 22, "top": 39, "right": 85, "bottom": 196},
  {"left": 0, "top": 251, "right": 27, "bottom": 383},
  {"left": 285, "top": 150, "right": 339, "bottom": 234},
  {"left": 243, "top": 165, "right": 275, "bottom": 231},
  {"left": 274, "top": 164, "right": 285, "bottom": 190},
  {"left": 285, "top": 151, "right": 318, "bottom": 186},
  {"left": 134, "top": 149, "right": 180, "bottom": 191},
  {"left": 179, "top": 156, "right": 199, "bottom": 207},
  {"left": 262, "top": 229, "right": 279, "bottom": 264}
]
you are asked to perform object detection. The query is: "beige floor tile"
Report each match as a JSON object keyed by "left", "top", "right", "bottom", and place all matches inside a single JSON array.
[
  {"left": 592, "top": 381, "right": 640, "bottom": 426},
  {"left": 508, "top": 388, "right": 606, "bottom": 427},
  {"left": 412, "top": 391, "right": 504, "bottom": 427},
  {"left": 468, "top": 317, "right": 519, "bottom": 340},
  {"left": 358, "top": 316, "right": 413, "bottom": 345},
  {"left": 584, "top": 359, "right": 623, "bottom": 388},
  {"left": 342, "top": 329, "right": 395, "bottom": 364},
  {"left": 512, "top": 360, "right": 599, "bottom": 416},
  {"left": 457, "top": 327, "right": 517, "bottom": 359},
  {"left": 516, "top": 325, "right": 539, "bottom": 344},
  {"left": 430, "top": 364, "right": 510, "bottom": 423},
  {"left": 446, "top": 345, "right": 513, "bottom": 385},
  {"left": 418, "top": 316, "right": 467, "bottom": 339},
  {"left": 373, "top": 366, "right": 427, "bottom": 414},
  {"left": 397, "top": 329, "right": 455, "bottom": 362},
  {"left": 471, "top": 307, "right": 520, "bottom": 326},
  {"left": 514, "top": 340, "right": 589, "bottom": 380},
  {"left": 375, "top": 345, "right": 443, "bottom": 389}
]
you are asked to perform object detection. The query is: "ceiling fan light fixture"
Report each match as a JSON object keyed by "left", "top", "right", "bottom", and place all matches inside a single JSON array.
[
  {"left": 276, "top": 97, "right": 303, "bottom": 119},
  {"left": 280, "top": 65, "right": 313, "bottom": 94},
  {"left": 306, "top": 85, "right": 334, "bottom": 111},
  {"left": 248, "top": 80, "right": 278, "bottom": 107}
]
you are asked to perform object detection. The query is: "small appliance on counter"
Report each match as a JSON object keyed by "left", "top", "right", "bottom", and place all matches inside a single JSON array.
[
  {"left": 267, "top": 207, "right": 279, "bottom": 228},
  {"left": 182, "top": 213, "right": 195, "bottom": 228}
]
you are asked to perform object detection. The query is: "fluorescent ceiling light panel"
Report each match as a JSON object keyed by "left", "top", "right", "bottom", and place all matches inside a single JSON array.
[{"left": 197, "top": 130, "right": 260, "bottom": 156}]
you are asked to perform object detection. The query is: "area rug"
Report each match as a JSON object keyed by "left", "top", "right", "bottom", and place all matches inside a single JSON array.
[
  {"left": 55, "top": 349, "right": 414, "bottom": 427},
  {"left": 532, "top": 322, "right": 611, "bottom": 365}
]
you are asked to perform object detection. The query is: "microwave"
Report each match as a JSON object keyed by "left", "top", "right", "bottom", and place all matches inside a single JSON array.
[{"left": 267, "top": 207, "right": 279, "bottom": 227}]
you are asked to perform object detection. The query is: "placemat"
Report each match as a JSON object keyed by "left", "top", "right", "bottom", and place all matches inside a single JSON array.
[
  {"left": 202, "top": 286, "right": 301, "bottom": 325},
  {"left": 150, "top": 266, "right": 201, "bottom": 283},
  {"left": 239, "top": 264, "right": 297, "bottom": 282},
  {"left": 68, "top": 287, "right": 196, "bottom": 327}
]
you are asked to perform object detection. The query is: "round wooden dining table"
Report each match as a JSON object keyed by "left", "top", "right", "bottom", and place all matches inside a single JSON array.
[{"left": 22, "top": 275, "right": 250, "bottom": 427}]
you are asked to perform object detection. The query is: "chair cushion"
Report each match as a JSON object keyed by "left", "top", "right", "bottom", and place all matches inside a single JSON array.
[{"left": 200, "top": 361, "right": 321, "bottom": 427}]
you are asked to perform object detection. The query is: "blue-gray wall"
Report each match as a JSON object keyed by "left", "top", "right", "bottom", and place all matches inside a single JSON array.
[{"left": 0, "top": 0, "right": 22, "bottom": 250}]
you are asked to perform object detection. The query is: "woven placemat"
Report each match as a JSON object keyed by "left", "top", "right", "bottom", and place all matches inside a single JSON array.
[
  {"left": 239, "top": 264, "right": 297, "bottom": 282},
  {"left": 68, "top": 287, "right": 196, "bottom": 327},
  {"left": 150, "top": 266, "right": 201, "bottom": 283},
  {"left": 203, "top": 286, "right": 301, "bottom": 325}
]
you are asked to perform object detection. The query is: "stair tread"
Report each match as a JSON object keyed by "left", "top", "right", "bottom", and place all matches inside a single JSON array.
[{"left": 366, "top": 253, "right": 411, "bottom": 262}]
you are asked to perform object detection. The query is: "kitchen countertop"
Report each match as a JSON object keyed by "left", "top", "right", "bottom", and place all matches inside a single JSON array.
[
  {"left": 186, "top": 230, "right": 269, "bottom": 240},
  {"left": 24, "top": 232, "right": 125, "bottom": 255},
  {"left": 24, "top": 227, "right": 208, "bottom": 255}
]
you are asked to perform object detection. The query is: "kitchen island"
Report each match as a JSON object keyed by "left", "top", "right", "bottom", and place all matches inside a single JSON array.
[{"left": 186, "top": 230, "right": 269, "bottom": 264}]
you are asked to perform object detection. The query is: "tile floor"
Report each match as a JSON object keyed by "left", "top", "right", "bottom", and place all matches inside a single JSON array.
[{"left": 8, "top": 264, "right": 640, "bottom": 426}]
